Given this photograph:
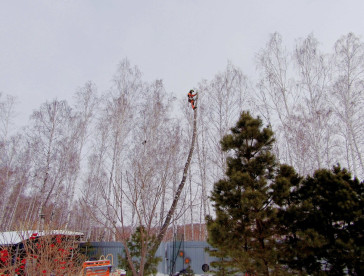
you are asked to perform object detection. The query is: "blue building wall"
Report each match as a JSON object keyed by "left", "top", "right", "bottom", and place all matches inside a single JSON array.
[
  {"left": 83, "top": 241, "right": 218, "bottom": 275},
  {"left": 157, "top": 241, "right": 218, "bottom": 275},
  {"left": 82, "top": 242, "right": 125, "bottom": 268}
]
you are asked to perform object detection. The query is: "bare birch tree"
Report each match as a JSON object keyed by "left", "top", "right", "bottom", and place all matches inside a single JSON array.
[
  {"left": 63, "top": 81, "right": 98, "bottom": 229},
  {"left": 203, "top": 62, "right": 250, "bottom": 179},
  {"left": 256, "top": 33, "right": 338, "bottom": 176},
  {"left": 27, "top": 100, "right": 83, "bottom": 229},
  {"left": 292, "top": 34, "right": 336, "bottom": 174},
  {"left": 81, "top": 59, "right": 148, "bottom": 275},
  {"left": 82, "top": 58, "right": 199, "bottom": 275},
  {"left": 0, "top": 134, "right": 32, "bottom": 230},
  {"left": 0, "top": 94, "right": 34, "bottom": 231},
  {"left": 256, "top": 33, "right": 296, "bottom": 168},
  {"left": 332, "top": 33, "right": 364, "bottom": 178},
  {"left": 0, "top": 93, "right": 17, "bottom": 228}
]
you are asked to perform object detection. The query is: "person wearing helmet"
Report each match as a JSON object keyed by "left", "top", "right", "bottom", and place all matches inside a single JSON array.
[{"left": 187, "top": 89, "right": 198, "bottom": 110}]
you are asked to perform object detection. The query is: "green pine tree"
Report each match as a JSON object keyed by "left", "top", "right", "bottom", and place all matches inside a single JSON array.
[
  {"left": 205, "top": 111, "right": 364, "bottom": 275},
  {"left": 118, "top": 226, "right": 162, "bottom": 276},
  {"left": 183, "top": 265, "right": 195, "bottom": 275},
  {"left": 206, "top": 111, "right": 281, "bottom": 275},
  {"left": 205, "top": 246, "right": 238, "bottom": 276},
  {"left": 280, "top": 165, "right": 364, "bottom": 275}
]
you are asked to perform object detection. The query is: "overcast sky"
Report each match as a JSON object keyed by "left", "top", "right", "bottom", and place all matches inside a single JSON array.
[{"left": 1, "top": 0, "right": 364, "bottom": 126}]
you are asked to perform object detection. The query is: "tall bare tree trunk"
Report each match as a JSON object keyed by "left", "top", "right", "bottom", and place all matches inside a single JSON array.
[{"left": 149, "top": 106, "right": 198, "bottom": 259}]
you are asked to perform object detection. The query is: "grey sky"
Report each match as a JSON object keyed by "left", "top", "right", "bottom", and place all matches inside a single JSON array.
[{"left": 1, "top": 0, "right": 364, "bottom": 126}]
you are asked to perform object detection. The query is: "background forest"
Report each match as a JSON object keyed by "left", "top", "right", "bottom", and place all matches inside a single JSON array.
[{"left": 0, "top": 32, "right": 363, "bottom": 243}]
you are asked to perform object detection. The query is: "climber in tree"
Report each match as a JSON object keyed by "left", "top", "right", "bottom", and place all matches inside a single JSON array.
[{"left": 187, "top": 89, "right": 198, "bottom": 110}]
